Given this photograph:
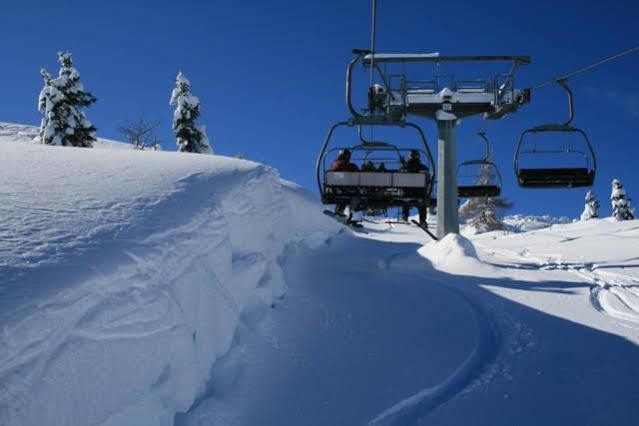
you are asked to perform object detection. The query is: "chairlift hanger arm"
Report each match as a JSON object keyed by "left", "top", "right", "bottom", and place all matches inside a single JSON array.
[
  {"left": 316, "top": 121, "right": 349, "bottom": 196},
  {"left": 357, "top": 125, "right": 391, "bottom": 146},
  {"left": 557, "top": 79, "right": 574, "bottom": 126},
  {"left": 477, "top": 131, "right": 490, "bottom": 161},
  {"left": 404, "top": 122, "right": 436, "bottom": 175}
]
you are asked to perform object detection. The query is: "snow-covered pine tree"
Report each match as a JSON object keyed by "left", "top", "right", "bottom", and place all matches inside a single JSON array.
[
  {"left": 458, "top": 160, "right": 512, "bottom": 233},
  {"left": 580, "top": 190, "right": 600, "bottom": 221},
  {"left": 169, "top": 72, "right": 212, "bottom": 154},
  {"left": 611, "top": 179, "right": 635, "bottom": 221},
  {"left": 36, "top": 52, "right": 97, "bottom": 147}
]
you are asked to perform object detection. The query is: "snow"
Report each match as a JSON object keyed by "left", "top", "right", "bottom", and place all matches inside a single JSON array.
[
  {"left": 0, "top": 124, "right": 338, "bottom": 425},
  {"left": 179, "top": 215, "right": 639, "bottom": 425},
  {"left": 2, "top": 122, "right": 639, "bottom": 425}
]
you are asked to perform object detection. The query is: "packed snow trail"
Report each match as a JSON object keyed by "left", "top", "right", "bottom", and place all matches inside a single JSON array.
[{"left": 182, "top": 220, "right": 639, "bottom": 426}]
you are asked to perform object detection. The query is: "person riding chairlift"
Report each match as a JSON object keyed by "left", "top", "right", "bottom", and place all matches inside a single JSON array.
[
  {"left": 361, "top": 160, "right": 375, "bottom": 172},
  {"left": 330, "top": 149, "right": 359, "bottom": 172},
  {"left": 401, "top": 150, "right": 428, "bottom": 223},
  {"left": 330, "top": 149, "right": 358, "bottom": 218},
  {"left": 402, "top": 149, "right": 428, "bottom": 173}
]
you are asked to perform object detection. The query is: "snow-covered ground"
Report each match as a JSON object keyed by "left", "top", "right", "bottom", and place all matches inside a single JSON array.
[
  {"left": 0, "top": 123, "right": 339, "bottom": 425},
  {"left": 2, "top": 122, "right": 638, "bottom": 425},
  {"left": 179, "top": 217, "right": 639, "bottom": 426}
]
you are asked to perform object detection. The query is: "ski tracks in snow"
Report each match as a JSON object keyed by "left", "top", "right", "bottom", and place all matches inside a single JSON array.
[
  {"left": 366, "top": 248, "right": 535, "bottom": 426},
  {"left": 483, "top": 246, "right": 639, "bottom": 326},
  {"left": 367, "top": 271, "right": 499, "bottom": 426}
]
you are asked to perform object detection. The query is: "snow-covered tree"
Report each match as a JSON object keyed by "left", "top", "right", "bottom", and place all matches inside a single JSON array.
[
  {"left": 169, "top": 72, "right": 212, "bottom": 154},
  {"left": 611, "top": 179, "right": 635, "bottom": 221},
  {"left": 458, "top": 161, "right": 512, "bottom": 233},
  {"left": 36, "top": 51, "right": 97, "bottom": 147},
  {"left": 580, "top": 190, "right": 600, "bottom": 221}
]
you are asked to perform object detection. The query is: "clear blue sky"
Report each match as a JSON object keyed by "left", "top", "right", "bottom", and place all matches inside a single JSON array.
[{"left": 1, "top": 0, "right": 637, "bottom": 218}]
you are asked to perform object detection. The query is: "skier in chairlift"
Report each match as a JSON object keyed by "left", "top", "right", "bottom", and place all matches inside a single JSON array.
[
  {"left": 402, "top": 149, "right": 429, "bottom": 173},
  {"left": 401, "top": 150, "right": 428, "bottom": 223},
  {"left": 330, "top": 149, "right": 359, "bottom": 218},
  {"left": 330, "top": 149, "right": 359, "bottom": 172}
]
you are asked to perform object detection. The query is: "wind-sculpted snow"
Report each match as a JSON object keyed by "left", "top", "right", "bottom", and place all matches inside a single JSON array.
[{"left": 0, "top": 129, "right": 339, "bottom": 426}]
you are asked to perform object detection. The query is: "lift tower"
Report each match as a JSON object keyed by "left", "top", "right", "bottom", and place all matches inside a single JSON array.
[{"left": 350, "top": 51, "right": 531, "bottom": 238}]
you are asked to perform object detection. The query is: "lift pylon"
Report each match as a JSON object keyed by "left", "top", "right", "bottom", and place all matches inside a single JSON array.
[{"left": 350, "top": 51, "right": 530, "bottom": 238}]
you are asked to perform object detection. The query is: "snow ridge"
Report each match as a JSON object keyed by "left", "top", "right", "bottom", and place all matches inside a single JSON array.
[{"left": 0, "top": 133, "right": 339, "bottom": 426}]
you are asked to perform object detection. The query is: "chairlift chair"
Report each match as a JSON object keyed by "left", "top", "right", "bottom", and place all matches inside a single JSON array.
[
  {"left": 316, "top": 121, "right": 436, "bottom": 215},
  {"left": 514, "top": 79, "right": 596, "bottom": 188},
  {"left": 457, "top": 131, "right": 502, "bottom": 198}
]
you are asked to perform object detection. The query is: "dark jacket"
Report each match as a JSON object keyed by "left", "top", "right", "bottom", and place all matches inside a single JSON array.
[
  {"left": 403, "top": 157, "right": 428, "bottom": 173},
  {"left": 330, "top": 155, "right": 359, "bottom": 172}
]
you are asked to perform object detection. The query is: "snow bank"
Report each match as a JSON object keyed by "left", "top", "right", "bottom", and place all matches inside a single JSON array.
[
  {"left": 0, "top": 127, "right": 339, "bottom": 426},
  {"left": 418, "top": 233, "right": 485, "bottom": 273}
]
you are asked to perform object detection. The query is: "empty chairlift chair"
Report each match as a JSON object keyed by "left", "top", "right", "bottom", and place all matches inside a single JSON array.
[
  {"left": 514, "top": 79, "right": 596, "bottom": 188},
  {"left": 457, "top": 131, "right": 502, "bottom": 198}
]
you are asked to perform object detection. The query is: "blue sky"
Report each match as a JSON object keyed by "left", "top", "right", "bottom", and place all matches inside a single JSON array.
[{"left": 1, "top": 0, "right": 637, "bottom": 218}]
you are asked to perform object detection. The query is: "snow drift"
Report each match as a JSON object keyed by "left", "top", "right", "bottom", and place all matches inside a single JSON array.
[
  {"left": 0, "top": 123, "right": 339, "bottom": 426},
  {"left": 418, "top": 233, "right": 485, "bottom": 273}
]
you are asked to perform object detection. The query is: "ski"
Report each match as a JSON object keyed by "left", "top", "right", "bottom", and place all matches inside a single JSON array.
[
  {"left": 410, "top": 219, "right": 438, "bottom": 240},
  {"left": 323, "top": 210, "right": 367, "bottom": 232}
]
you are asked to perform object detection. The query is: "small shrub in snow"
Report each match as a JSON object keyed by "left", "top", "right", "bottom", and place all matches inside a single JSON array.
[
  {"left": 36, "top": 52, "right": 97, "bottom": 147},
  {"left": 611, "top": 179, "right": 635, "bottom": 221},
  {"left": 580, "top": 190, "right": 599, "bottom": 221},
  {"left": 118, "top": 115, "right": 160, "bottom": 150},
  {"left": 170, "top": 72, "right": 212, "bottom": 154}
]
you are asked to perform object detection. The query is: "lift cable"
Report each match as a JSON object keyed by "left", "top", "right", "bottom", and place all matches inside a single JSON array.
[
  {"left": 531, "top": 45, "right": 639, "bottom": 91},
  {"left": 368, "top": 0, "right": 377, "bottom": 141},
  {"left": 369, "top": 0, "right": 377, "bottom": 88}
]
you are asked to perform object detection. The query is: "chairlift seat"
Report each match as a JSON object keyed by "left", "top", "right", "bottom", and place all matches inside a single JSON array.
[
  {"left": 324, "top": 171, "right": 427, "bottom": 188},
  {"left": 458, "top": 185, "right": 501, "bottom": 198},
  {"left": 517, "top": 168, "right": 594, "bottom": 188}
]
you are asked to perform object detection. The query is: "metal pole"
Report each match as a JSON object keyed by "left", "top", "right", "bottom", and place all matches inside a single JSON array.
[{"left": 436, "top": 119, "right": 460, "bottom": 238}]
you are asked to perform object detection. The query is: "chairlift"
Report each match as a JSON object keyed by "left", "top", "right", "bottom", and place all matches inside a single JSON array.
[
  {"left": 316, "top": 121, "right": 436, "bottom": 218},
  {"left": 514, "top": 79, "right": 596, "bottom": 188},
  {"left": 457, "top": 131, "right": 502, "bottom": 198}
]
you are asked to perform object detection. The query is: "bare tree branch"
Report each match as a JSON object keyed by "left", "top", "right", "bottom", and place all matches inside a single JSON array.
[{"left": 117, "top": 114, "right": 161, "bottom": 150}]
